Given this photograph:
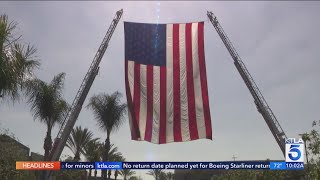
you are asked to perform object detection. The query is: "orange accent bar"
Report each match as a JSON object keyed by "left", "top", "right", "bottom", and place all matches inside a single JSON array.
[{"left": 16, "top": 161, "right": 60, "bottom": 170}]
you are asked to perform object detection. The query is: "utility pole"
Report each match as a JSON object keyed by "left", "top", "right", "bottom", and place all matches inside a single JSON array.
[{"left": 232, "top": 154, "right": 238, "bottom": 161}]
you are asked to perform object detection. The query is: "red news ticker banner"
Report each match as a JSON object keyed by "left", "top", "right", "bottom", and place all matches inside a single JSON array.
[{"left": 16, "top": 161, "right": 60, "bottom": 170}]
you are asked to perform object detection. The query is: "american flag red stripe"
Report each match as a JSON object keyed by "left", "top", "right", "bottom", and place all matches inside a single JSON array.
[
  {"left": 198, "top": 22, "right": 212, "bottom": 139},
  {"left": 172, "top": 24, "right": 182, "bottom": 142},
  {"left": 133, "top": 63, "right": 141, "bottom": 130},
  {"left": 124, "top": 21, "right": 212, "bottom": 144},
  {"left": 185, "top": 23, "right": 198, "bottom": 140},
  {"left": 159, "top": 66, "right": 167, "bottom": 144}
]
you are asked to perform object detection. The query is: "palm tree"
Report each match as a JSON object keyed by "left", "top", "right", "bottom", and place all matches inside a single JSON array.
[
  {"left": 66, "top": 126, "right": 96, "bottom": 162},
  {"left": 84, "top": 139, "right": 101, "bottom": 179},
  {"left": 147, "top": 169, "right": 163, "bottom": 180},
  {"left": 300, "top": 132, "right": 311, "bottom": 178},
  {"left": 87, "top": 91, "right": 127, "bottom": 180},
  {"left": 0, "top": 14, "right": 40, "bottom": 101},
  {"left": 300, "top": 133, "right": 310, "bottom": 164},
  {"left": 113, "top": 154, "right": 125, "bottom": 180},
  {"left": 120, "top": 169, "right": 136, "bottom": 180},
  {"left": 159, "top": 172, "right": 168, "bottom": 180},
  {"left": 63, "top": 155, "right": 74, "bottom": 162},
  {"left": 24, "top": 72, "right": 68, "bottom": 161},
  {"left": 98, "top": 143, "right": 123, "bottom": 180},
  {"left": 166, "top": 172, "right": 173, "bottom": 180}
]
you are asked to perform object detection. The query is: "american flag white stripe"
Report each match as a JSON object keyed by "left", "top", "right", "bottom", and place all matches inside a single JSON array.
[
  {"left": 125, "top": 60, "right": 139, "bottom": 140},
  {"left": 127, "top": 108, "right": 134, "bottom": 139},
  {"left": 191, "top": 23, "right": 206, "bottom": 139},
  {"left": 151, "top": 66, "right": 160, "bottom": 144},
  {"left": 139, "top": 64, "right": 148, "bottom": 141},
  {"left": 128, "top": 61, "right": 135, "bottom": 102},
  {"left": 166, "top": 24, "right": 174, "bottom": 143},
  {"left": 127, "top": 61, "right": 136, "bottom": 139},
  {"left": 178, "top": 24, "right": 191, "bottom": 142}
]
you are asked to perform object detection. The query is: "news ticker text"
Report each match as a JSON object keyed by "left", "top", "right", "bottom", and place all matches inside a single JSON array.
[{"left": 16, "top": 161, "right": 304, "bottom": 170}]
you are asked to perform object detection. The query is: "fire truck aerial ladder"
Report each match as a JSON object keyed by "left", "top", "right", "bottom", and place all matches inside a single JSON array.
[
  {"left": 207, "top": 11, "right": 287, "bottom": 156},
  {"left": 48, "top": 9, "right": 123, "bottom": 166}
]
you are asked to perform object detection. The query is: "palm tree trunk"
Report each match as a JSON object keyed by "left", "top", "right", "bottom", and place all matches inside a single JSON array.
[
  {"left": 42, "top": 126, "right": 52, "bottom": 180},
  {"left": 305, "top": 143, "right": 310, "bottom": 179},
  {"left": 83, "top": 170, "right": 87, "bottom": 180},
  {"left": 89, "top": 169, "right": 92, "bottom": 179},
  {"left": 104, "top": 136, "right": 111, "bottom": 180},
  {"left": 74, "top": 152, "right": 81, "bottom": 162},
  {"left": 41, "top": 171, "right": 47, "bottom": 180},
  {"left": 114, "top": 170, "right": 118, "bottom": 180},
  {"left": 108, "top": 170, "right": 111, "bottom": 179},
  {"left": 44, "top": 128, "right": 52, "bottom": 160}
]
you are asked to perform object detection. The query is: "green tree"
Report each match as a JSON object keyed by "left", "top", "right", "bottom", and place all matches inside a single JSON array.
[
  {"left": 87, "top": 91, "right": 127, "bottom": 180},
  {"left": 159, "top": 171, "right": 167, "bottom": 180},
  {"left": 113, "top": 154, "right": 125, "bottom": 180},
  {"left": 0, "top": 129, "right": 35, "bottom": 180},
  {"left": 301, "top": 133, "right": 311, "bottom": 164},
  {"left": 120, "top": 169, "right": 136, "bottom": 180},
  {"left": 66, "top": 126, "right": 96, "bottom": 162},
  {"left": 166, "top": 172, "right": 173, "bottom": 180},
  {"left": 304, "top": 121, "right": 320, "bottom": 179},
  {"left": 98, "top": 143, "right": 123, "bottom": 180},
  {"left": 25, "top": 73, "right": 68, "bottom": 180},
  {"left": 84, "top": 139, "right": 101, "bottom": 178},
  {"left": 24, "top": 72, "right": 68, "bottom": 161},
  {"left": 128, "top": 177, "right": 138, "bottom": 180},
  {"left": 57, "top": 155, "right": 86, "bottom": 180},
  {"left": 300, "top": 132, "right": 311, "bottom": 179},
  {"left": 129, "top": 176, "right": 142, "bottom": 180},
  {"left": 147, "top": 169, "right": 163, "bottom": 180},
  {"left": 0, "top": 14, "right": 39, "bottom": 102},
  {"left": 62, "top": 155, "right": 74, "bottom": 162}
]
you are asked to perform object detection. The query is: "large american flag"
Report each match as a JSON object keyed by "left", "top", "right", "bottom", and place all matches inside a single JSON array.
[{"left": 124, "top": 22, "right": 212, "bottom": 144}]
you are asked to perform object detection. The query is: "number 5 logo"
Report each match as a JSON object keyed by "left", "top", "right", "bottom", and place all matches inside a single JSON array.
[{"left": 289, "top": 145, "right": 301, "bottom": 161}]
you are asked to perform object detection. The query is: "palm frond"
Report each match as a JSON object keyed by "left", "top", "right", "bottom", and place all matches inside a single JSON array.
[
  {"left": 147, "top": 169, "right": 163, "bottom": 180},
  {"left": 120, "top": 169, "right": 136, "bottom": 179},
  {"left": 166, "top": 172, "right": 174, "bottom": 180},
  {"left": 50, "top": 72, "right": 65, "bottom": 97},
  {"left": 51, "top": 99, "right": 68, "bottom": 127},
  {"left": 87, "top": 91, "right": 127, "bottom": 135},
  {"left": 0, "top": 14, "right": 39, "bottom": 102},
  {"left": 84, "top": 139, "right": 101, "bottom": 162},
  {"left": 0, "top": 14, "right": 18, "bottom": 47},
  {"left": 66, "top": 126, "right": 95, "bottom": 161},
  {"left": 24, "top": 73, "right": 67, "bottom": 129}
]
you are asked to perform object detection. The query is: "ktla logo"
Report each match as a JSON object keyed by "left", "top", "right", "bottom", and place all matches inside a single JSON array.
[{"left": 285, "top": 138, "right": 304, "bottom": 162}]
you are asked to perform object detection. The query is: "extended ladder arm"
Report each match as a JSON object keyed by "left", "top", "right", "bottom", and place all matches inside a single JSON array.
[
  {"left": 48, "top": 9, "right": 123, "bottom": 163},
  {"left": 207, "top": 11, "right": 287, "bottom": 156}
]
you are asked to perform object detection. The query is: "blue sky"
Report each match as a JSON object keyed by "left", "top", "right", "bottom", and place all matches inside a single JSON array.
[{"left": 1, "top": 1, "right": 320, "bottom": 179}]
